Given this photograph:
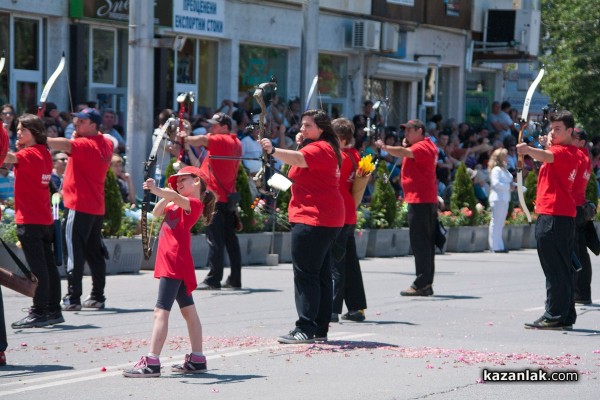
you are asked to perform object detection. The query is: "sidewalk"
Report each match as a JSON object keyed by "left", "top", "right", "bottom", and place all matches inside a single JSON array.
[{"left": 1, "top": 249, "right": 599, "bottom": 399}]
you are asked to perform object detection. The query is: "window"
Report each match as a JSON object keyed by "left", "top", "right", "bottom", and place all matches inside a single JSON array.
[
  {"left": 239, "top": 45, "right": 288, "bottom": 105},
  {"left": 198, "top": 40, "right": 217, "bottom": 111},
  {"left": 177, "top": 39, "right": 196, "bottom": 84},
  {"left": 91, "top": 28, "right": 116, "bottom": 85},
  {"left": 14, "top": 18, "right": 39, "bottom": 71}
]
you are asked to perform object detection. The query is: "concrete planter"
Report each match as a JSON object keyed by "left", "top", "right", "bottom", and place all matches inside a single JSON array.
[
  {"left": 521, "top": 224, "right": 537, "bottom": 249},
  {"left": 446, "top": 226, "right": 488, "bottom": 252},
  {"left": 355, "top": 229, "right": 369, "bottom": 259},
  {"left": 0, "top": 238, "right": 141, "bottom": 277},
  {"left": 100, "top": 238, "right": 142, "bottom": 275},
  {"left": 502, "top": 225, "right": 525, "bottom": 250},
  {"left": 272, "top": 232, "right": 292, "bottom": 263},
  {"left": 366, "top": 228, "right": 410, "bottom": 257}
]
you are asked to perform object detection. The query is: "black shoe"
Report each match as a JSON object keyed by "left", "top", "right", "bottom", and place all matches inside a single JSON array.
[
  {"left": 222, "top": 282, "right": 241, "bottom": 290},
  {"left": 277, "top": 328, "right": 315, "bottom": 344},
  {"left": 400, "top": 285, "right": 434, "bottom": 297},
  {"left": 314, "top": 334, "right": 328, "bottom": 342},
  {"left": 524, "top": 317, "right": 573, "bottom": 331},
  {"left": 330, "top": 313, "right": 339, "bottom": 322},
  {"left": 196, "top": 282, "right": 221, "bottom": 291},
  {"left": 11, "top": 312, "right": 49, "bottom": 329},
  {"left": 171, "top": 354, "right": 207, "bottom": 374},
  {"left": 122, "top": 356, "right": 161, "bottom": 378},
  {"left": 341, "top": 310, "right": 366, "bottom": 322},
  {"left": 46, "top": 310, "right": 65, "bottom": 325},
  {"left": 574, "top": 298, "right": 592, "bottom": 305}
]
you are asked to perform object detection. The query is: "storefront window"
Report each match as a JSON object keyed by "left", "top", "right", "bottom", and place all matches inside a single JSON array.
[
  {"left": 198, "top": 40, "right": 217, "bottom": 111},
  {"left": 92, "top": 28, "right": 115, "bottom": 85},
  {"left": 16, "top": 81, "right": 37, "bottom": 114},
  {"left": 14, "top": 18, "right": 39, "bottom": 71},
  {"left": 239, "top": 45, "right": 287, "bottom": 108},
  {"left": 318, "top": 54, "right": 347, "bottom": 98},
  {"left": 177, "top": 39, "right": 196, "bottom": 84}
]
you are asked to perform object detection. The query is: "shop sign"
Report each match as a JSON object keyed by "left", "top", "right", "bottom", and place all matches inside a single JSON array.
[
  {"left": 172, "top": 0, "right": 225, "bottom": 37},
  {"left": 69, "top": 0, "right": 172, "bottom": 27}
]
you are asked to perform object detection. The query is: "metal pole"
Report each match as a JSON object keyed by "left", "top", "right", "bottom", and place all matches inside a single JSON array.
[
  {"left": 301, "top": 0, "right": 319, "bottom": 111},
  {"left": 127, "top": 0, "right": 155, "bottom": 196}
]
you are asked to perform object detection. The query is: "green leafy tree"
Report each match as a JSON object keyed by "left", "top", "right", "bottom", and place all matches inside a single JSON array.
[
  {"left": 370, "top": 161, "right": 397, "bottom": 228},
  {"left": 450, "top": 163, "right": 478, "bottom": 225},
  {"left": 103, "top": 169, "right": 124, "bottom": 237},
  {"left": 541, "top": 0, "right": 600, "bottom": 132}
]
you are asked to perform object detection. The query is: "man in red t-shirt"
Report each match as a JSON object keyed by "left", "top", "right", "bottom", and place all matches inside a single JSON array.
[
  {"left": 377, "top": 119, "right": 438, "bottom": 296},
  {"left": 518, "top": 110, "right": 579, "bottom": 330},
  {"left": 47, "top": 108, "right": 113, "bottom": 311},
  {"left": 570, "top": 128, "right": 594, "bottom": 305},
  {"left": 184, "top": 112, "right": 243, "bottom": 290},
  {"left": 0, "top": 122, "right": 8, "bottom": 365}
]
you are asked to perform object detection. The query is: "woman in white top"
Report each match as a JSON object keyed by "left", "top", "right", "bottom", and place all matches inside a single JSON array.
[{"left": 488, "top": 148, "right": 513, "bottom": 252}]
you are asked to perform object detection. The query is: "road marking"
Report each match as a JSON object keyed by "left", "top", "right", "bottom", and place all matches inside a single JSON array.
[
  {"left": 523, "top": 300, "right": 597, "bottom": 312},
  {"left": 0, "top": 332, "right": 374, "bottom": 396}
]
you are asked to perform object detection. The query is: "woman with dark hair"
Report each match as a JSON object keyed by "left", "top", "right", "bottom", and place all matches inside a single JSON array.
[
  {"left": 1, "top": 104, "right": 18, "bottom": 151},
  {"left": 260, "top": 109, "right": 344, "bottom": 343},
  {"left": 3, "top": 113, "right": 63, "bottom": 328}
]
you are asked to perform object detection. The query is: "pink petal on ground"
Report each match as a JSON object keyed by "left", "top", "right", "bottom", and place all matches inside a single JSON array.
[
  {"left": 487, "top": 321, "right": 494, "bottom": 326},
  {"left": 101, "top": 367, "right": 107, "bottom": 372},
  {"left": 20, "top": 343, "right": 27, "bottom": 347}
]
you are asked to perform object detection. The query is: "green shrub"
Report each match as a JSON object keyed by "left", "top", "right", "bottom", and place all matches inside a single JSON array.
[
  {"left": 524, "top": 169, "right": 538, "bottom": 212},
  {"left": 103, "top": 169, "right": 124, "bottom": 237},
  {"left": 369, "top": 161, "right": 397, "bottom": 228},
  {"left": 450, "top": 163, "right": 478, "bottom": 225},
  {"left": 586, "top": 169, "right": 598, "bottom": 204}
]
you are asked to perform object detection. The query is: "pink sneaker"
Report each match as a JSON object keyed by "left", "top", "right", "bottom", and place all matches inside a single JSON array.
[{"left": 122, "top": 356, "right": 161, "bottom": 378}]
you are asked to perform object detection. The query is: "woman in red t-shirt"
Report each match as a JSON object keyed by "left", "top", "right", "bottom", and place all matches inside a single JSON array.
[
  {"left": 330, "top": 118, "right": 367, "bottom": 323},
  {"left": 123, "top": 166, "right": 216, "bottom": 378},
  {"left": 260, "top": 109, "right": 344, "bottom": 343},
  {"left": 3, "top": 114, "right": 60, "bottom": 329}
]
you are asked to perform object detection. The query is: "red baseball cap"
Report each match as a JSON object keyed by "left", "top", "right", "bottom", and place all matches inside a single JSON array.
[{"left": 167, "top": 166, "right": 202, "bottom": 191}]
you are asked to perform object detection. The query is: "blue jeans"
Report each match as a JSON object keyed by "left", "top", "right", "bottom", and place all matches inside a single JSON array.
[{"left": 291, "top": 223, "right": 340, "bottom": 337}]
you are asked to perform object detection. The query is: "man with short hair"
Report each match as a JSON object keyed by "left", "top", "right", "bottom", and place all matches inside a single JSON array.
[
  {"left": 101, "top": 109, "right": 126, "bottom": 154},
  {"left": 518, "top": 110, "right": 579, "bottom": 330},
  {"left": 183, "top": 112, "right": 243, "bottom": 290},
  {"left": 47, "top": 108, "right": 113, "bottom": 311},
  {"left": 488, "top": 101, "right": 512, "bottom": 142},
  {"left": 376, "top": 119, "right": 439, "bottom": 296}
]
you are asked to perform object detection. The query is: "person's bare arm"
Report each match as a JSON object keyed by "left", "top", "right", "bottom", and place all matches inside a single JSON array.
[
  {"left": 375, "top": 139, "right": 414, "bottom": 158},
  {"left": 260, "top": 138, "right": 307, "bottom": 168},
  {"left": 516, "top": 143, "right": 554, "bottom": 163},
  {"left": 47, "top": 137, "right": 73, "bottom": 154}
]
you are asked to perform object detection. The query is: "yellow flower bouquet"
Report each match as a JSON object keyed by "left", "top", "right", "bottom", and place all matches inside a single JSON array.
[{"left": 352, "top": 154, "right": 376, "bottom": 208}]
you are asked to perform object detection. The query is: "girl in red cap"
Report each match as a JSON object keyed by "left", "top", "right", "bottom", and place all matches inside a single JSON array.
[{"left": 123, "top": 166, "right": 215, "bottom": 378}]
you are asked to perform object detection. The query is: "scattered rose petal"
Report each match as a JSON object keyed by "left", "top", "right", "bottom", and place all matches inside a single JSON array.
[
  {"left": 100, "top": 367, "right": 107, "bottom": 372},
  {"left": 20, "top": 342, "right": 27, "bottom": 347},
  {"left": 487, "top": 321, "right": 494, "bottom": 326}
]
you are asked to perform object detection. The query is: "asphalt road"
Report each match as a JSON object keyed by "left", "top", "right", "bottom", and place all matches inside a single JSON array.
[{"left": 1, "top": 249, "right": 599, "bottom": 399}]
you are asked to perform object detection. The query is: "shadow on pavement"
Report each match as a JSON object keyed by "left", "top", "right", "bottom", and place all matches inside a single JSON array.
[
  {"left": 12, "top": 324, "right": 100, "bottom": 332},
  {"left": 318, "top": 340, "right": 399, "bottom": 349},
  {"left": 73, "top": 308, "right": 154, "bottom": 315},
  {"left": 567, "top": 328, "right": 600, "bottom": 335},
  {"left": 346, "top": 320, "right": 418, "bottom": 326},
  {"left": 0, "top": 364, "right": 74, "bottom": 377},
  {"left": 166, "top": 372, "right": 265, "bottom": 384},
  {"left": 425, "top": 295, "right": 481, "bottom": 300},
  {"left": 210, "top": 288, "right": 282, "bottom": 295}
]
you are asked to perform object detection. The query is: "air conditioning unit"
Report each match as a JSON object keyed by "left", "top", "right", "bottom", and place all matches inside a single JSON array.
[
  {"left": 486, "top": 9, "right": 541, "bottom": 55},
  {"left": 380, "top": 22, "right": 399, "bottom": 53},
  {"left": 352, "top": 20, "right": 381, "bottom": 51}
]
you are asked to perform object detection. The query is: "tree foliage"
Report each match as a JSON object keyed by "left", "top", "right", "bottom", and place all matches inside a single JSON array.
[
  {"left": 450, "top": 163, "right": 478, "bottom": 225},
  {"left": 540, "top": 0, "right": 600, "bottom": 132},
  {"left": 370, "top": 161, "right": 397, "bottom": 228}
]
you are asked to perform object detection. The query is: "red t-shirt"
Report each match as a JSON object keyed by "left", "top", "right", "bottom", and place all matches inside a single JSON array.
[
  {"left": 154, "top": 197, "right": 203, "bottom": 295},
  {"left": 62, "top": 134, "right": 113, "bottom": 215},
  {"left": 200, "top": 133, "right": 242, "bottom": 203},
  {"left": 14, "top": 144, "right": 53, "bottom": 225},
  {"left": 535, "top": 144, "right": 579, "bottom": 217},
  {"left": 288, "top": 140, "right": 344, "bottom": 227},
  {"left": 340, "top": 148, "right": 360, "bottom": 225},
  {"left": 0, "top": 124, "right": 7, "bottom": 165},
  {"left": 572, "top": 147, "right": 591, "bottom": 206},
  {"left": 401, "top": 137, "right": 438, "bottom": 204}
]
